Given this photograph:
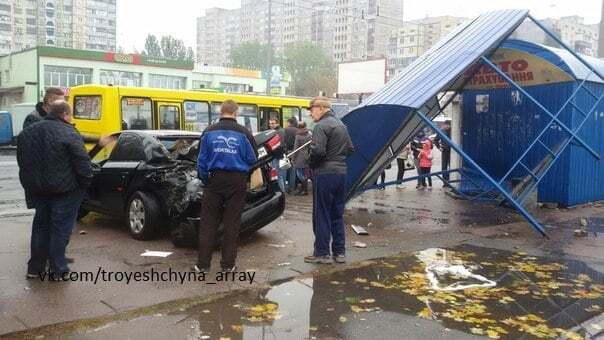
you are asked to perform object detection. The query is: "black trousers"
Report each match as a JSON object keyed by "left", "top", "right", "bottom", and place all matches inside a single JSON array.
[
  {"left": 396, "top": 158, "right": 406, "bottom": 182},
  {"left": 442, "top": 149, "right": 451, "bottom": 182},
  {"left": 198, "top": 171, "right": 247, "bottom": 269}
]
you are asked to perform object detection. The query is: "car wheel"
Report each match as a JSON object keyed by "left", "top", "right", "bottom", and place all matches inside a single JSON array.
[{"left": 127, "top": 191, "right": 161, "bottom": 240}]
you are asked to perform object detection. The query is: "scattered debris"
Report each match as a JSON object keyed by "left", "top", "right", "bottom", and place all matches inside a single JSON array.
[
  {"left": 425, "top": 264, "right": 497, "bottom": 291},
  {"left": 267, "top": 244, "right": 286, "bottom": 248},
  {"left": 574, "top": 229, "right": 588, "bottom": 237},
  {"left": 367, "top": 222, "right": 374, "bottom": 228},
  {"left": 140, "top": 250, "right": 172, "bottom": 257},
  {"left": 353, "top": 241, "right": 367, "bottom": 248},
  {"left": 350, "top": 224, "right": 369, "bottom": 235},
  {"left": 277, "top": 262, "right": 291, "bottom": 267},
  {"left": 78, "top": 230, "right": 87, "bottom": 235},
  {"left": 580, "top": 218, "right": 589, "bottom": 227}
]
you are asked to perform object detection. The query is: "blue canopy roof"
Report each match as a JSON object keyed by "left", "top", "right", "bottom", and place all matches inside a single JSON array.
[{"left": 344, "top": 9, "right": 530, "bottom": 198}]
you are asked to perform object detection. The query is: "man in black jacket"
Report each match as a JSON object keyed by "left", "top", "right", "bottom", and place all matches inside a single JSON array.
[
  {"left": 22, "top": 87, "right": 65, "bottom": 130},
  {"left": 284, "top": 117, "right": 299, "bottom": 193},
  {"left": 434, "top": 121, "right": 451, "bottom": 187},
  {"left": 305, "top": 97, "right": 354, "bottom": 264},
  {"left": 17, "top": 100, "right": 93, "bottom": 279}
]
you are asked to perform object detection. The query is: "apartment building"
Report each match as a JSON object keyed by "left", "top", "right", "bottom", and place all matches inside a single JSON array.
[{"left": 0, "top": 0, "right": 116, "bottom": 56}]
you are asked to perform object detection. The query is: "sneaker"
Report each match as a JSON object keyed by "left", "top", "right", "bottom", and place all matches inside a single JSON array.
[
  {"left": 396, "top": 184, "right": 405, "bottom": 189},
  {"left": 26, "top": 272, "right": 39, "bottom": 279},
  {"left": 221, "top": 266, "right": 237, "bottom": 273},
  {"left": 333, "top": 254, "right": 346, "bottom": 263},
  {"left": 192, "top": 265, "right": 210, "bottom": 273},
  {"left": 428, "top": 186, "right": 433, "bottom": 191},
  {"left": 66, "top": 257, "right": 75, "bottom": 264},
  {"left": 304, "top": 255, "right": 332, "bottom": 264}
]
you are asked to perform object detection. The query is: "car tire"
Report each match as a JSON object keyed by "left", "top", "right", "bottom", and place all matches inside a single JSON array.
[{"left": 127, "top": 191, "right": 161, "bottom": 240}]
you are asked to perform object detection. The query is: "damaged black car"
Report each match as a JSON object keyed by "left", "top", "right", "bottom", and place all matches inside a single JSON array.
[{"left": 78, "top": 130, "right": 285, "bottom": 247}]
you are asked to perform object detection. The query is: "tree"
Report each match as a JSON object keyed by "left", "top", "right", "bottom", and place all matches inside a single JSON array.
[
  {"left": 282, "top": 42, "right": 336, "bottom": 97},
  {"left": 143, "top": 34, "right": 162, "bottom": 58},
  {"left": 229, "top": 42, "right": 273, "bottom": 71},
  {"left": 142, "top": 34, "right": 194, "bottom": 62}
]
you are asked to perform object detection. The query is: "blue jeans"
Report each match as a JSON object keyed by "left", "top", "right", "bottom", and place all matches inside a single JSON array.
[
  {"left": 271, "top": 159, "right": 286, "bottom": 192},
  {"left": 312, "top": 174, "right": 347, "bottom": 257},
  {"left": 295, "top": 168, "right": 306, "bottom": 182},
  {"left": 287, "top": 167, "right": 297, "bottom": 192},
  {"left": 28, "top": 190, "right": 83, "bottom": 275}
]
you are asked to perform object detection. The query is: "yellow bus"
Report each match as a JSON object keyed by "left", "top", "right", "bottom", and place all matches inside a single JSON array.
[{"left": 68, "top": 85, "right": 313, "bottom": 141}]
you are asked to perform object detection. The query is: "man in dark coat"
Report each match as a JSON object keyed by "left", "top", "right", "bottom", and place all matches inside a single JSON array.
[
  {"left": 284, "top": 117, "right": 299, "bottom": 193},
  {"left": 17, "top": 100, "right": 93, "bottom": 279},
  {"left": 22, "top": 87, "right": 65, "bottom": 130},
  {"left": 292, "top": 121, "right": 312, "bottom": 195},
  {"left": 434, "top": 121, "right": 452, "bottom": 187},
  {"left": 305, "top": 97, "right": 354, "bottom": 264}
]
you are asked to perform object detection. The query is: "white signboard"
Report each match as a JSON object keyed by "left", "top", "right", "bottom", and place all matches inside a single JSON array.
[{"left": 337, "top": 59, "right": 387, "bottom": 94}]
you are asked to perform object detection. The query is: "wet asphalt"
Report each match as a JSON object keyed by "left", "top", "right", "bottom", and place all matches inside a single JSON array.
[{"left": 1, "top": 151, "right": 603, "bottom": 339}]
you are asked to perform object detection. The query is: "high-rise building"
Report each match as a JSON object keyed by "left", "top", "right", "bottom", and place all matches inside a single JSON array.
[
  {"left": 197, "top": 7, "right": 241, "bottom": 67},
  {"left": 387, "top": 16, "right": 467, "bottom": 77},
  {"left": 196, "top": 0, "right": 404, "bottom": 67},
  {"left": 513, "top": 16, "right": 599, "bottom": 57},
  {"left": 0, "top": 0, "right": 116, "bottom": 56}
]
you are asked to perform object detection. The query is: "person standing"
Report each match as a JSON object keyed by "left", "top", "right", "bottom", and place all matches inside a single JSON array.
[
  {"left": 22, "top": 88, "right": 65, "bottom": 130},
  {"left": 268, "top": 118, "right": 287, "bottom": 192},
  {"left": 418, "top": 140, "right": 433, "bottom": 190},
  {"left": 396, "top": 144, "right": 411, "bottom": 189},
  {"left": 411, "top": 132, "right": 424, "bottom": 189},
  {"left": 292, "top": 121, "right": 312, "bottom": 195},
  {"left": 434, "top": 121, "right": 452, "bottom": 187},
  {"left": 195, "top": 100, "right": 257, "bottom": 273},
  {"left": 17, "top": 100, "right": 93, "bottom": 279},
  {"left": 305, "top": 97, "right": 354, "bottom": 264},
  {"left": 284, "top": 117, "right": 299, "bottom": 193}
]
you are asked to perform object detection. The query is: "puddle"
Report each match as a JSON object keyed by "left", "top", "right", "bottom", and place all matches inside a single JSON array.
[{"left": 35, "top": 245, "right": 604, "bottom": 339}]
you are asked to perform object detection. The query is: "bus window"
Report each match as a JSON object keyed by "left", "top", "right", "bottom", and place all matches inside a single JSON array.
[
  {"left": 301, "top": 107, "right": 315, "bottom": 130},
  {"left": 184, "top": 101, "right": 209, "bottom": 132},
  {"left": 74, "top": 96, "right": 102, "bottom": 120},
  {"left": 282, "top": 107, "right": 300, "bottom": 126},
  {"left": 121, "top": 97, "right": 152, "bottom": 130},
  {"left": 158, "top": 104, "right": 180, "bottom": 130},
  {"left": 210, "top": 102, "right": 222, "bottom": 123},
  {"left": 259, "top": 107, "right": 280, "bottom": 131},
  {"left": 237, "top": 104, "right": 258, "bottom": 133}
]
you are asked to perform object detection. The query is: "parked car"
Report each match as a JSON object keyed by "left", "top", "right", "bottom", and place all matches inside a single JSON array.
[{"left": 79, "top": 129, "right": 285, "bottom": 247}]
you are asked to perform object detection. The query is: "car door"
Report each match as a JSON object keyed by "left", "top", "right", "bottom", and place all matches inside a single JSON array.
[
  {"left": 86, "top": 136, "right": 119, "bottom": 212},
  {"left": 97, "top": 133, "right": 146, "bottom": 214}
]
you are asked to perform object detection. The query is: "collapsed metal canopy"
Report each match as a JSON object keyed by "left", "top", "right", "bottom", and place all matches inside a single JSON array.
[
  {"left": 344, "top": 9, "right": 530, "bottom": 198},
  {"left": 341, "top": 9, "right": 602, "bottom": 237}
]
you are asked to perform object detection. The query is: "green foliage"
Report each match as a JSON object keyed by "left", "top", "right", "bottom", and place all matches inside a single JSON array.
[
  {"left": 229, "top": 42, "right": 273, "bottom": 71},
  {"left": 142, "top": 34, "right": 194, "bottom": 62},
  {"left": 282, "top": 42, "right": 336, "bottom": 97}
]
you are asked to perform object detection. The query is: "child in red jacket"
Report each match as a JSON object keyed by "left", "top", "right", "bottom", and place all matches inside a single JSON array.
[{"left": 418, "top": 140, "right": 433, "bottom": 190}]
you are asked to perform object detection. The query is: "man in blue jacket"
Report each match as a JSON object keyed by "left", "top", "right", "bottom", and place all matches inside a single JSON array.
[{"left": 195, "top": 100, "right": 257, "bottom": 273}]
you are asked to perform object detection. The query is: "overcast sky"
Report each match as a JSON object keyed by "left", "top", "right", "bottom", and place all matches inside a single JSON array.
[{"left": 117, "top": 0, "right": 602, "bottom": 53}]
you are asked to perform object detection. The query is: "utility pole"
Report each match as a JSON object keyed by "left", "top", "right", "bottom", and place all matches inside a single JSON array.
[{"left": 266, "top": 0, "right": 272, "bottom": 94}]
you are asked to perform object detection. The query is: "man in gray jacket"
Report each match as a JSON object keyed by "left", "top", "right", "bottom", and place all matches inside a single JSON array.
[{"left": 305, "top": 97, "right": 354, "bottom": 264}]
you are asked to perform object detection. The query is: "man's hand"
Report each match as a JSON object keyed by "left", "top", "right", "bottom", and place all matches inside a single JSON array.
[{"left": 98, "top": 135, "right": 116, "bottom": 147}]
